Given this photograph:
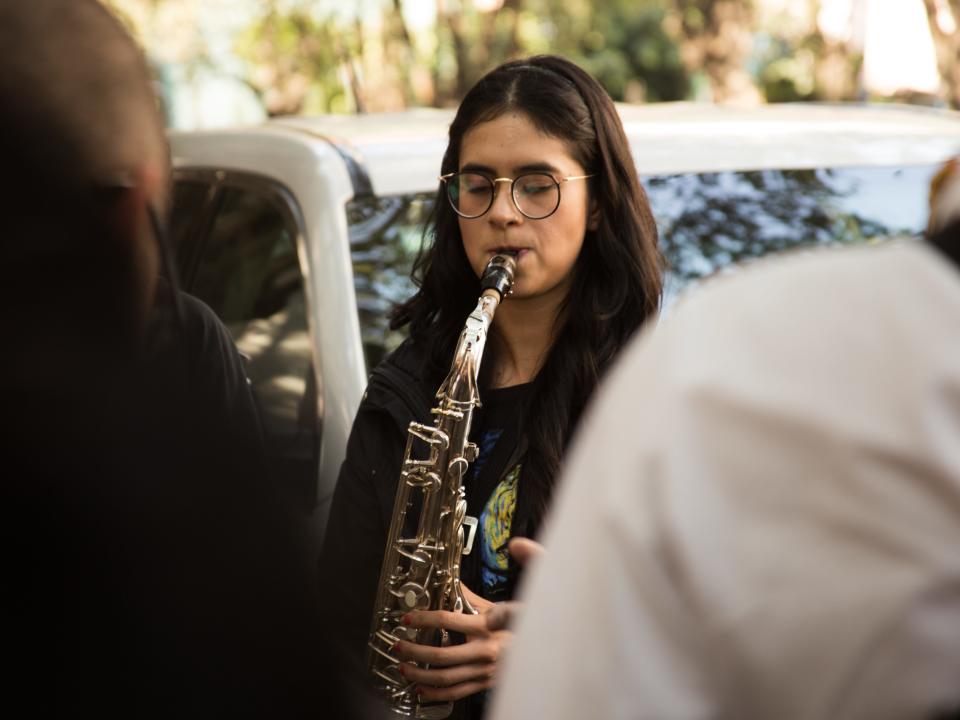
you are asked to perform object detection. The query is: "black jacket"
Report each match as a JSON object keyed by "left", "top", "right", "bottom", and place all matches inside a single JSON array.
[
  {"left": 320, "top": 338, "right": 437, "bottom": 671},
  {"left": 7, "top": 289, "right": 337, "bottom": 717}
]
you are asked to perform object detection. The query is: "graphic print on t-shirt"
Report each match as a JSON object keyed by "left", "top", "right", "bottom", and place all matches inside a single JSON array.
[
  {"left": 479, "top": 463, "right": 520, "bottom": 599},
  {"left": 466, "top": 382, "right": 530, "bottom": 602}
]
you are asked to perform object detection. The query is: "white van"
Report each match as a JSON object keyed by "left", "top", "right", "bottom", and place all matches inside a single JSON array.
[{"left": 168, "top": 102, "right": 960, "bottom": 545}]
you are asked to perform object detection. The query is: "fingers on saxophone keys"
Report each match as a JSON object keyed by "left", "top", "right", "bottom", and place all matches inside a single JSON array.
[
  {"left": 403, "top": 610, "right": 487, "bottom": 634},
  {"left": 400, "top": 662, "right": 496, "bottom": 689},
  {"left": 395, "top": 638, "right": 495, "bottom": 667},
  {"left": 415, "top": 676, "right": 497, "bottom": 702}
]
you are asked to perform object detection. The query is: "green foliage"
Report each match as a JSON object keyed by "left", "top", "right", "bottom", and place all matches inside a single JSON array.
[
  {"left": 580, "top": 1, "right": 689, "bottom": 102},
  {"left": 755, "top": 34, "right": 816, "bottom": 103},
  {"left": 231, "top": 0, "right": 693, "bottom": 112},
  {"left": 234, "top": 3, "right": 350, "bottom": 115},
  {"left": 528, "top": 0, "right": 689, "bottom": 102},
  {"left": 753, "top": 28, "right": 862, "bottom": 104}
]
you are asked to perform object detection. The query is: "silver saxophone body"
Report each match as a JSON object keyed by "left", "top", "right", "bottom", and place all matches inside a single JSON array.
[{"left": 367, "top": 254, "right": 517, "bottom": 719}]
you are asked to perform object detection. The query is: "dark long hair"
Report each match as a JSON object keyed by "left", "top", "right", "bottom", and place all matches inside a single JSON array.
[{"left": 391, "top": 55, "right": 662, "bottom": 534}]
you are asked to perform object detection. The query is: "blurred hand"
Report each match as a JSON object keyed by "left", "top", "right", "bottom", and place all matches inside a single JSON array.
[{"left": 486, "top": 538, "right": 545, "bottom": 632}]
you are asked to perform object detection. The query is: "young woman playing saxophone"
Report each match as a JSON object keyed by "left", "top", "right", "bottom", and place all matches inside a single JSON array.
[{"left": 320, "top": 54, "right": 663, "bottom": 719}]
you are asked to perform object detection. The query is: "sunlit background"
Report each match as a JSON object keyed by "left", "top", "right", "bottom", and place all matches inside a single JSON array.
[{"left": 105, "top": 0, "right": 959, "bottom": 129}]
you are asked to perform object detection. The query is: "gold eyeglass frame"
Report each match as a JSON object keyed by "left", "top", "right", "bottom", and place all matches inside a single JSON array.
[{"left": 438, "top": 171, "right": 594, "bottom": 220}]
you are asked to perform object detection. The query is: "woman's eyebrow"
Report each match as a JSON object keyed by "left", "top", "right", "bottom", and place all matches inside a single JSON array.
[
  {"left": 459, "top": 161, "right": 563, "bottom": 175},
  {"left": 514, "top": 162, "right": 561, "bottom": 174},
  {"left": 460, "top": 162, "right": 497, "bottom": 174}
]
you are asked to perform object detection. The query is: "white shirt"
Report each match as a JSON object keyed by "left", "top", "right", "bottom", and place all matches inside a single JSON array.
[{"left": 490, "top": 240, "right": 960, "bottom": 720}]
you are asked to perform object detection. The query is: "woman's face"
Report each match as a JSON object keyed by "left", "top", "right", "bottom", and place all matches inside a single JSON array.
[{"left": 457, "top": 112, "right": 593, "bottom": 304}]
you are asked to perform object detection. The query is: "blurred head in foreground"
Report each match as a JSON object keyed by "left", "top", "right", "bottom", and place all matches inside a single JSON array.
[
  {"left": 1, "top": 3, "right": 336, "bottom": 716},
  {"left": 1, "top": 0, "right": 169, "bottom": 384}
]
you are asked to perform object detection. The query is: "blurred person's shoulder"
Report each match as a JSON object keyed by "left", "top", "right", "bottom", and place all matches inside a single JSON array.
[
  {"left": 653, "top": 238, "right": 960, "bottom": 357},
  {"left": 674, "top": 238, "right": 956, "bottom": 314},
  {"left": 175, "top": 290, "right": 240, "bottom": 359},
  {"left": 147, "top": 284, "right": 246, "bottom": 375},
  {"left": 603, "top": 238, "right": 960, "bottom": 439}
]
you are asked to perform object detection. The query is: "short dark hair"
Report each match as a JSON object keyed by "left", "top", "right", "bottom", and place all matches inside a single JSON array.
[
  {"left": 1, "top": 0, "right": 168, "bottom": 378},
  {"left": 393, "top": 54, "right": 663, "bottom": 532},
  {"left": 1, "top": 0, "right": 166, "bottom": 205}
]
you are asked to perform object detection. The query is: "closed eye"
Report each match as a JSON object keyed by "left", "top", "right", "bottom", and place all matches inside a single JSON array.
[{"left": 519, "top": 182, "right": 553, "bottom": 196}]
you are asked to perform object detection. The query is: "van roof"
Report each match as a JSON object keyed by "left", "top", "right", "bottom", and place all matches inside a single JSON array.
[{"left": 174, "top": 103, "right": 960, "bottom": 197}]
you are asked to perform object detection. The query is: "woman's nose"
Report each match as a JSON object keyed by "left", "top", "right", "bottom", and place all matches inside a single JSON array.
[{"left": 488, "top": 179, "right": 521, "bottom": 227}]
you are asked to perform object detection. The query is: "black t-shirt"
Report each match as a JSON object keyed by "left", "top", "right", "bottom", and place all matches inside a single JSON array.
[
  {"left": 144, "top": 288, "right": 265, "bottom": 447},
  {"left": 462, "top": 382, "right": 532, "bottom": 603}
]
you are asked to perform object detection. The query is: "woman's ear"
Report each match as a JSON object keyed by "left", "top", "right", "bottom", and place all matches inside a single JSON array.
[{"left": 587, "top": 197, "right": 600, "bottom": 232}]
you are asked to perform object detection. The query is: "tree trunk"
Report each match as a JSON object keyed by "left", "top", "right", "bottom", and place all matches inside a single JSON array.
[
  {"left": 390, "top": 0, "right": 417, "bottom": 107},
  {"left": 503, "top": 0, "right": 523, "bottom": 58},
  {"left": 436, "top": 0, "right": 472, "bottom": 104},
  {"left": 672, "top": 0, "right": 762, "bottom": 104},
  {"left": 342, "top": 18, "right": 366, "bottom": 113},
  {"left": 922, "top": 0, "right": 960, "bottom": 108}
]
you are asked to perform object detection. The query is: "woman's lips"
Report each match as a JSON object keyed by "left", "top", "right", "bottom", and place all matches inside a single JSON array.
[{"left": 492, "top": 248, "right": 528, "bottom": 259}]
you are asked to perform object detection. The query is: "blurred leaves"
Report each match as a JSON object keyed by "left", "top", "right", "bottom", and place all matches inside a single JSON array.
[
  {"left": 108, "top": 0, "right": 958, "bottom": 114},
  {"left": 235, "top": 2, "right": 348, "bottom": 115},
  {"left": 575, "top": 1, "right": 690, "bottom": 102},
  {"left": 665, "top": 0, "right": 762, "bottom": 103}
]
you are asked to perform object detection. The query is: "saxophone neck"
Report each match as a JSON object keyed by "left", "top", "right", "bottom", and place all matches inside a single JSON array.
[
  {"left": 435, "top": 253, "right": 516, "bottom": 408},
  {"left": 477, "top": 290, "right": 503, "bottom": 322},
  {"left": 436, "top": 294, "right": 496, "bottom": 408}
]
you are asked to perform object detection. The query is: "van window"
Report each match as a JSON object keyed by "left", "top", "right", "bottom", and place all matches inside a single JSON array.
[
  {"left": 648, "top": 164, "right": 937, "bottom": 306},
  {"left": 169, "top": 180, "right": 212, "bottom": 256},
  {"left": 186, "top": 182, "right": 319, "bottom": 511},
  {"left": 347, "top": 193, "right": 434, "bottom": 369},
  {"left": 346, "top": 164, "right": 938, "bottom": 364}
]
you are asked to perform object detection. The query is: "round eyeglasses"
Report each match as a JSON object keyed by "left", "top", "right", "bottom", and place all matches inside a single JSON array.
[{"left": 439, "top": 171, "right": 594, "bottom": 220}]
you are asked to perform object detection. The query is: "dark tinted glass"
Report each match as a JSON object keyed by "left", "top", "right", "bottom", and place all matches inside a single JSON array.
[
  {"left": 190, "top": 185, "right": 319, "bottom": 511},
  {"left": 169, "top": 180, "right": 211, "bottom": 262},
  {"left": 191, "top": 188, "right": 300, "bottom": 323},
  {"left": 348, "top": 193, "right": 434, "bottom": 369},
  {"left": 348, "top": 164, "right": 938, "bottom": 369},
  {"left": 646, "top": 164, "right": 937, "bottom": 306}
]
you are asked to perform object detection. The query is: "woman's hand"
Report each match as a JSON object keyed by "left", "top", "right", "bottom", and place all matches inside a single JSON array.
[{"left": 394, "top": 583, "right": 509, "bottom": 703}]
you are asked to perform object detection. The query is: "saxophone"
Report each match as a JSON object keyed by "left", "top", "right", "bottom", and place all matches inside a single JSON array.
[{"left": 367, "top": 254, "right": 517, "bottom": 719}]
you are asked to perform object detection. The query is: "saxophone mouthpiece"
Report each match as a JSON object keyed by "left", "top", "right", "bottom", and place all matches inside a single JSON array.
[{"left": 480, "top": 254, "right": 517, "bottom": 300}]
